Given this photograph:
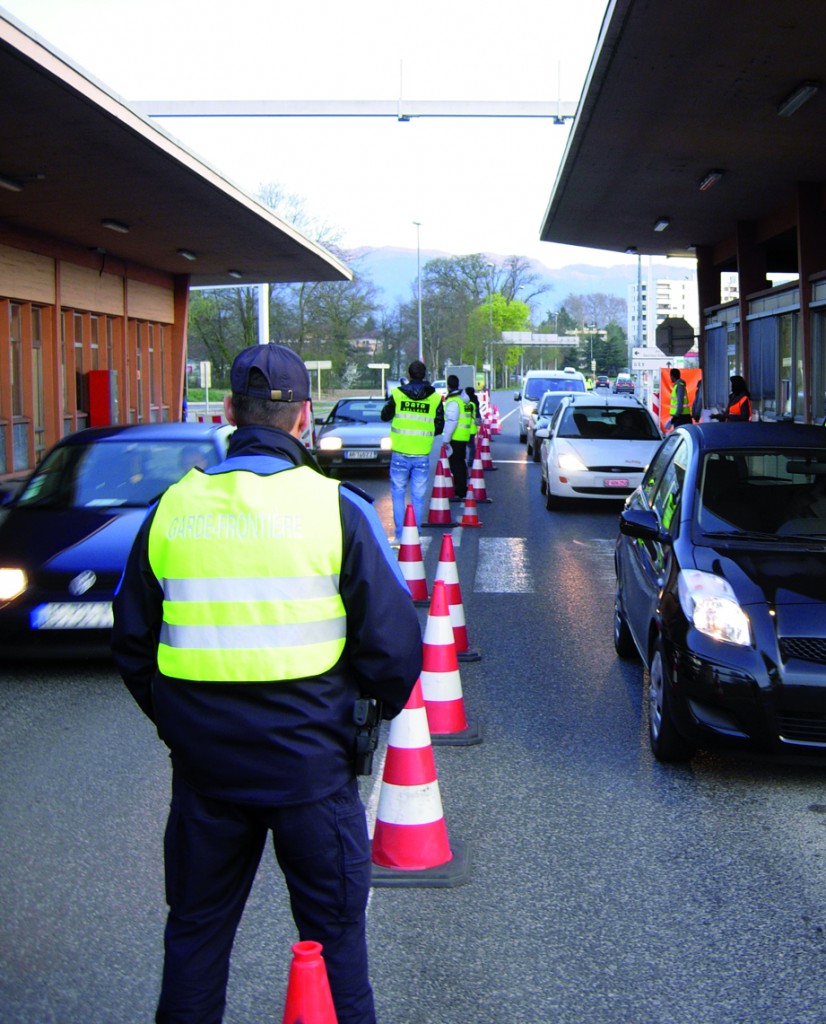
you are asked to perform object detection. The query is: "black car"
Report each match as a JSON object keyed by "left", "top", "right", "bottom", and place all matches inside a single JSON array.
[
  {"left": 614, "top": 422, "right": 826, "bottom": 761},
  {"left": 0, "top": 422, "right": 233, "bottom": 656}
]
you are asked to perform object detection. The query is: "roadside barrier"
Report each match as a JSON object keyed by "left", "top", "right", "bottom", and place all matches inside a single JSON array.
[
  {"left": 371, "top": 677, "right": 469, "bottom": 887},
  {"left": 422, "top": 458, "right": 457, "bottom": 527},
  {"left": 468, "top": 456, "right": 490, "bottom": 502},
  {"left": 398, "top": 504, "right": 429, "bottom": 606},
  {"left": 281, "top": 941, "right": 337, "bottom": 1024},
  {"left": 420, "top": 580, "right": 482, "bottom": 746},
  {"left": 434, "top": 532, "right": 481, "bottom": 662},
  {"left": 457, "top": 485, "right": 483, "bottom": 528}
]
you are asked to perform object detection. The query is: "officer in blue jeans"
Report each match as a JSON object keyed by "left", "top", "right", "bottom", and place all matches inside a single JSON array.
[
  {"left": 381, "top": 360, "right": 444, "bottom": 543},
  {"left": 112, "top": 343, "right": 422, "bottom": 1024}
]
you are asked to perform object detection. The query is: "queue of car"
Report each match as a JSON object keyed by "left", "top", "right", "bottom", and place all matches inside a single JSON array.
[{"left": 313, "top": 397, "right": 392, "bottom": 475}]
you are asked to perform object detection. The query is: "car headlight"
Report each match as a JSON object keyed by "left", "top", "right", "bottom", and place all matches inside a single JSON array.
[
  {"left": 380, "top": 436, "right": 392, "bottom": 450},
  {"left": 557, "top": 451, "right": 587, "bottom": 473},
  {"left": 677, "top": 570, "right": 752, "bottom": 646},
  {"left": 0, "top": 567, "right": 27, "bottom": 601},
  {"left": 318, "top": 436, "right": 343, "bottom": 451}
]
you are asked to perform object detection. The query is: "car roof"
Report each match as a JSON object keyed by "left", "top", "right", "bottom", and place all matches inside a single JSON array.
[
  {"left": 559, "top": 393, "right": 646, "bottom": 409},
  {"left": 678, "top": 422, "right": 826, "bottom": 451},
  {"left": 54, "top": 422, "right": 232, "bottom": 446}
]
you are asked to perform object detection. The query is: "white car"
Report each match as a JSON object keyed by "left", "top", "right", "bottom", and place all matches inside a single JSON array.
[
  {"left": 526, "top": 390, "right": 571, "bottom": 462},
  {"left": 539, "top": 394, "right": 662, "bottom": 509}
]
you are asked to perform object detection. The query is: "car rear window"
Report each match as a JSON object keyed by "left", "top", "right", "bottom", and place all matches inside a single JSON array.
[
  {"left": 525, "top": 377, "right": 585, "bottom": 399},
  {"left": 558, "top": 406, "right": 659, "bottom": 439}
]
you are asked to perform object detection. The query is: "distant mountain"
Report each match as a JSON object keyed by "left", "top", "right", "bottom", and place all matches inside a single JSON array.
[{"left": 347, "top": 245, "right": 695, "bottom": 318}]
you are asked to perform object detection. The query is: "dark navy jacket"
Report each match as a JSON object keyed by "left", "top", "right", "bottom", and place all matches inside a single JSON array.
[{"left": 111, "top": 424, "right": 422, "bottom": 806}]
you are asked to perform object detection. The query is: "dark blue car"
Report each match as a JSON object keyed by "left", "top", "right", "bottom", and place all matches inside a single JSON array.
[
  {"left": 0, "top": 422, "right": 233, "bottom": 657},
  {"left": 614, "top": 422, "right": 826, "bottom": 761}
]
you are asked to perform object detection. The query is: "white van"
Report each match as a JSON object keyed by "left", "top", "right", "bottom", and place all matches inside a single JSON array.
[{"left": 514, "top": 368, "right": 587, "bottom": 442}]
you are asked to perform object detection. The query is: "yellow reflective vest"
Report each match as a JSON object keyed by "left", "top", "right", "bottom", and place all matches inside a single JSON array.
[
  {"left": 445, "top": 393, "right": 472, "bottom": 442},
  {"left": 147, "top": 465, "right": 346, "bottom": 682},
  {"left": 389, "top": 387, "right": 442, "bottom": 455}
]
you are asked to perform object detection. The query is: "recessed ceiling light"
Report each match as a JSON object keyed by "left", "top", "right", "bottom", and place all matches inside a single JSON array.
[
  {"left": 0, "top": 173, "right": 24, "bottom": 192},
  {"left": 227, "top": 269, "right": 243, "bottom": 279},
  {"left": 101, "top": 218, "right": 130, "bottom": 234},
  {"left": 699, "top": 170, "right": 724, "bottom": 192},
  {"left": 777, "top": 81, "right": 820, "bottom": 117},
  {"left": 653, "top": 218, "right": 670, "bottom": 232},
  {"left": 177, "top": 248, "right": 197, "bottom": 261}
]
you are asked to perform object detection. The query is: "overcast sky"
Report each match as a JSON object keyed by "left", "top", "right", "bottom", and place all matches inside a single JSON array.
[{"left": 1, "top": 0, "right": 648, "bottom": 269}]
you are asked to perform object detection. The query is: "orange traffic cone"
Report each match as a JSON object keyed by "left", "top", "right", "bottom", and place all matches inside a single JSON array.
[
  {"left": 469, "top": 456, "right": 491, "bottom": 501},
  {"left": 458, "top": 485, "right": 483, "bottom": 528},
  {"left": 371, "top": 677, "right": 469, "bottom": 887},
  {"left": 438, "top": 444, "right": 455, "bottom": 498},
  {"left": 423, "top": 458, "right": 457, "bottom": 527},
  {"left": 281, "top": 941, "right": 337, "bottom": 1024},
  {"left": 398, "top": 504, "right": 429, "bottom": 606},
  {"left": 420, "top": 580, "right": 481, "bottom": 746},
  {"left": 434, "top": 532, "right": 480, "bottom": 662},
  {"left": 491, "top": 405, "right": 501, "bottom": 434}
]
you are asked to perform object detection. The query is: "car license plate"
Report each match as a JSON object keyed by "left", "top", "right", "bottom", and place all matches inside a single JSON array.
[
  {"left": 604, "top": 478, "right": 629, "bottom": 488},
  {"left": 344, "top": 450, "right": 377, "bottom": 459},
  {"left": 31, "top": 601, "right": 113, "bottom": 630}
]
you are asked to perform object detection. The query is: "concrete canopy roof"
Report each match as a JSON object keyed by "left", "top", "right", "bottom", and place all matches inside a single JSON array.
[
  {"left": 540, "top": 0, "right": 826, "bottom": 271},
  {"left": 0, "top": 10, "right": 350, "bottom": 287}
]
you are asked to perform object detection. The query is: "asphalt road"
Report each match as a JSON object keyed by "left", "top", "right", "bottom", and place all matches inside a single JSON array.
[{"left": 2, "top": 392, "right": 826, "bottom": 1023}]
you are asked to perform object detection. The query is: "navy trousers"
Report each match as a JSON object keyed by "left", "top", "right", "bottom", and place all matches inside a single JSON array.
[{"left": 155, "top": 774, "right": 374, "bottom": 1024}]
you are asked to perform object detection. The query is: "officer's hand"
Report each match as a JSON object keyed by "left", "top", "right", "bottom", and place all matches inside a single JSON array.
[{"left": 444, "top": 444, "right": 453, "bottom": 457}]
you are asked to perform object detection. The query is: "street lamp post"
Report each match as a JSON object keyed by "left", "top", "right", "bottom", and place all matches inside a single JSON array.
[
  {"left": 487, "top": 263, "right": 495, "bottom": 390},
  {"left": 413, "top": 221, "right": 423, "bottom": 362}
]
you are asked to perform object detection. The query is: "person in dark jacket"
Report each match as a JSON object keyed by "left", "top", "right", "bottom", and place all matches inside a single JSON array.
[
  {"left": 112, "top": 343, "right": 422, "bottom": 1024},
  {"left": 712, "top": 374, "right": 752, "bottom": 421},
  {"left": 380, "top": 360, "right": 444, "bottom": 542}
]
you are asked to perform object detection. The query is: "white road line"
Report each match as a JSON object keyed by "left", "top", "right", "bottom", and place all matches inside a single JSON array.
[{"left": 473, "top": 536, "right": 534, "bottom": 593}]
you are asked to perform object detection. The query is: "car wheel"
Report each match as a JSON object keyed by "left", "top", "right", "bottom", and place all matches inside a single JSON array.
[
  {"left": 648, "top": 640, "right": 694, "bottom": 762},
  {"left": 526, "top": 436, "right": 533, "bottom": 456},
  {"left": 531, "top": 441, "right": 542, "bottom": 463},
  {"left": 613, "top": 584, "right": 637, "bottom": 659},
  {"left": 540, "top": 472, "right": 547, "bottom": 495},
  {"left": 545, "top": 482, "right": 563, "bottom": 511},
  {"left": 519, "top": 431, "right": 527, "bottom": 444}
]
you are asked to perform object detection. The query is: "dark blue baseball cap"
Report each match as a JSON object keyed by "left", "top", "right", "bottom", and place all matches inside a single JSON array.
[{"left": 230, "top": 343, "right": 311, "bottom": 402}]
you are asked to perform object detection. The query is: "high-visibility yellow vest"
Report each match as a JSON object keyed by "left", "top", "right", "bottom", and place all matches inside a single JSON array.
[
  {"left": 389, "top": 387, "right": 442, "bottom": 454},
  {"left": 147, "top": 465, "right": 346, "bottom": 682},
  {"left": 670, "top": 380, "right": 687, "bottom": 416},
  {"left": 445, "top": 394, "right": 472, "bottom": 442}
]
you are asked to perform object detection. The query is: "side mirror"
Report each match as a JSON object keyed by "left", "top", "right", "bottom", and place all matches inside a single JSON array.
[{"left": 619, "top": 507, "right": 671, "bottom": 545}]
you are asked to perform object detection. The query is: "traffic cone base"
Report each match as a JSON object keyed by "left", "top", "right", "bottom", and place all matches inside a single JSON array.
[
  {"left": 371, "top": 837, "right": 471, "bottom": 888},
  {"left": 281, "top": 941, "right": 337, "bottom": 1024}
]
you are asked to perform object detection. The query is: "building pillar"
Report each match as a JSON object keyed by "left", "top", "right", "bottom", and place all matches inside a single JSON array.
[{"left": 796, "top": 182, "right": 826, "bottom": 421}]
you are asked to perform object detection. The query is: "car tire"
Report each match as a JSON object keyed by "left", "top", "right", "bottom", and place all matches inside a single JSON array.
[
  {"left": 526, "top": 436, "right": 533, "bottom": 456},
  {"left": 613, "top": 584, "right": 637, "bottom": 659},
  {"left": 519, "top": 431, "right": 527, "bottom": 444},
  {"left": 531, "top": 441, "right": 541, "bottom": 463},
  {"left": 648, "top": 639, "right": 694, "bottom": 762},
  {"left": 540, "top": 473, "right": 547, "bottom": 495},
  {"left": 545, "top": 483, "right": 563, "bottom": 511}
]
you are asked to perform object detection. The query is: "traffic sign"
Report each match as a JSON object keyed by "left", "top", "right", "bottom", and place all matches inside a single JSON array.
[{"left": 655, "top": 317, "right": 695, "bottom": 357}]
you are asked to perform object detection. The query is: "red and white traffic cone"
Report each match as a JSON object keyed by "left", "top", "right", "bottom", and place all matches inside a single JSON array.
[
  {"left": 434, "top": 532, "right": 481, "bottom": 662},
  {"left": 469, "top": 456, "right": 491, "bottom": 501},
  {"left": 479, "top": 429, "right": 496, "bottom": 471},
  {"left": 423, "top": 458, "right": 457, "bottom": 527},
  {"left": 420, "top": 580, "right": 481, "bottom": 745},
  {"left": 438, "top": 444, "right": 455, "bottom": 498},
  {"left": 491, "top": 405, "right": 501, "bottom": 434},
  {"left": 458, "top": 485, "right": 483, "bottom": 528},
  {"left": 397, "top": 504, "right": 429, "bottom": 606},
  {"left": 281, "top": 941, "right": 337, "bottom": 1024},
  {"left": 370, "top": 677, "right": 469, "bottom": 887}
]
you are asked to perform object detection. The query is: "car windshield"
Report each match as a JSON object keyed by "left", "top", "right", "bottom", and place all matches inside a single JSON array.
[
  {"left": 524, "top": 377, "right": 584, "bottom": 400},
  {"left": 327, "top": 401, "right": 383, "bottom": 425},
  {"left": 557, "top": 406, "right": 660, "bottom": 440},
  {"left": 538, "top": 393, "right": 569, "bottom": 417},
  {"left": 698, "top": 448, "right": 826, "bottom": 537},
  {"left": 15, "top": 439, "right": 220, "bottom": 509}
]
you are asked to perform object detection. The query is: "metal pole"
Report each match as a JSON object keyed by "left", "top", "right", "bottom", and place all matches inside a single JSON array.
[{"left": 413, "top": 221, "right": 423, "bottom": 362}]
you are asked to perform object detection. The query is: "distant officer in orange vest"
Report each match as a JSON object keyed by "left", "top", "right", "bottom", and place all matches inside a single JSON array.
[{"left": 712, "top": 375, "right": 752, "bottom": 422}]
